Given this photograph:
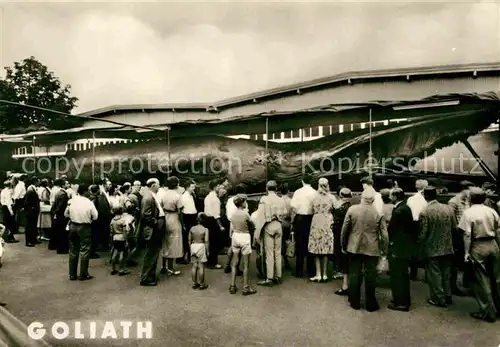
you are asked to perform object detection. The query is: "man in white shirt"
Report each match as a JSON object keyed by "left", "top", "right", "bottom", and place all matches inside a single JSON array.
[
  {"left": 361, "top": 176, "right": 384, "bottom": 217},
  {"left": 65, "top": 184, "right": 98, "bottom": 281},
  {"left": 204, "top": 179, "right": 225, "bottom": 269},
  {"left": 12, "top": 175, "right": 26, "bottom": 226},
  {"left": 180, "top": 180, "right": 197, "bottom": 264},
  {"left": 290, "top": 174, "right": 317, "bottom": 278},
  {"left": 224, "top": 184, "right": 247, "bottom": 274},
  {"left": 1, "top": 180, "right": 18, "bottom": 243},
  {"left": 406, "top": 179, "right": 429, "bottom": 280}
]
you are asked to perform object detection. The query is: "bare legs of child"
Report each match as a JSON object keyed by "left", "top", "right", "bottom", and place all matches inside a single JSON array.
[
  {"left": 192, "top": 261, "right": 208, "bottom": 290},
  {"left": 230, "top": 252, "right": 256, "bottom": 295},
  {"left": 111, "top": 247, "right": 130, "bottom": 276},
  {"left": 225, "top": 247, "right": 243, "bottom": 275}
]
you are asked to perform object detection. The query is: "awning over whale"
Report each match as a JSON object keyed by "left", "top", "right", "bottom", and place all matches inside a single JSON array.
[{"left": 0, "top": 91, "right": 499, "bottom": 145}]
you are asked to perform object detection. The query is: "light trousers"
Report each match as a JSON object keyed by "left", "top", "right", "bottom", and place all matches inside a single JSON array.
[{"left": 264, "top": 221, "right": 282, "bottom": 280}]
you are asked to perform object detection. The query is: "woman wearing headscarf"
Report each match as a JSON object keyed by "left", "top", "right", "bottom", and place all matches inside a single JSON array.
[
  {"left": 308, "top": 177, "right": 337, "bottom": 282},
  {"left": 333, "top": 187, "right": 352, "bottom": 295}
]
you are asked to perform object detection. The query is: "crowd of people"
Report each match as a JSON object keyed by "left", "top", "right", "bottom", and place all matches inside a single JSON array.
[{"left": 1, "top": 173, "right": 500, "bottom": 323}]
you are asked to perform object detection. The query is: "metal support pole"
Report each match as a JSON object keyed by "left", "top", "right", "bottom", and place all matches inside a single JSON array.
[
  {"left": 167, "top": 128, "right": 171, "bottom": 179},
  {"left": 92, "top": 131, "right": 96, "bottom": 184},
  {"left": 265, "top": 117, "right": 269, "bottom": 183},
  {"left": 32, "top": 136, "right": 36, "bottom": 174},
  {"left": 368, "top": 109, "right": 373, "bottom": 178}
]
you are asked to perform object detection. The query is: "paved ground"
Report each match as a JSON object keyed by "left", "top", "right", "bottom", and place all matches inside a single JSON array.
[{"left": 1, "top": 235, "right": 499, "bottom": 347}]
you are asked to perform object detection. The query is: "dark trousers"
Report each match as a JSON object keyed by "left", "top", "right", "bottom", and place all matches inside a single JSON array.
[
  {"left": 389, "top": 256, "right": 411, "bottom": 307},
  {"left": 348, "top": 254, "right": 379, "bottom": 310},
  {"left": 13, "top": 198, "right": 24, "bottom": 229},
  {"left": 452, "top": 228, "right": 468, "bottom": 290},
  {"left": 89, "top": 222, "right": 99, "bottom": 255},
  {"left": 281, "top": 220, "right": 291, "bottom": 266},
  {"left": 1, "top": 206, "right": 17, "bottom": 241},
  {"left": 182, "top": 213, "right": 197, "bottom": 257},
  {"left": 25, "top": 211, "right": 38, "bottom": 245},
  {"left": 294, "top": 215, "right": 314, "bottom": 277},
  {"left": 207, "top": 217, "right": 222, "bottom": 267},
  {"left": 425, "top": 255, "right": 452, "bottom": 305},
  {"left": 140, "top": 218, "right": 165, "bottom": 283},
  {"left": 68, "top": 223, "right": 92, "bottom": 278},
  {"left": 54, "top": 217, "right": 69, "bottom": 253},
  {"left": 96, "top": 219, "right": 111, "bottom": 251}
]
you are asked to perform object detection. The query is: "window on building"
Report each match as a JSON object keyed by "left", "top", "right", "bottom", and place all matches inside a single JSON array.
[
  {"left": 292, "top": 129, "right": 300, "bottom": 138},
  {"left": 284, "top": 131, "right": 292, "bottom": 139},
  {"left": 322, "top": 126, "right": 331, "bottom": 136},
  {"left": 257, "top": 134, "right": 264, "bottom": 141},
  {"left": 303, "top": 128, "right": 311, "bottom": 137},
  {"left": 311, "top": 126, "right": 319, "bottom": 137}
]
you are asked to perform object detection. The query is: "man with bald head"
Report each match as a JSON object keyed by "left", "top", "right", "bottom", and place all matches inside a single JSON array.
[
  {"left": 459, "top": 187, "right": 500, "bottom": 322},
  {"left": 139, "top": 178, "right": 166, "bottom": 286},
  {"left": 341, "top": 188, "right": 387, "bottom": 311}
]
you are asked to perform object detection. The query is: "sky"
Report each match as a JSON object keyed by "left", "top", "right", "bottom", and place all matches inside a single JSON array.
[{"left": 1, "top": 1, "right": 499, "bottom": 113}]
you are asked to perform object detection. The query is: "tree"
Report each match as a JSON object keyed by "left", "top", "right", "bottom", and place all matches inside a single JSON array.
[{"left": 0, "top": 56, "right": 81, "bottom": 133}]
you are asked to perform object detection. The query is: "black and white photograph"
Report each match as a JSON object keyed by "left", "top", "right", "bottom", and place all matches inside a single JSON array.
[{"left": 0, "top": 1, "right": 499, "bottom": 346}]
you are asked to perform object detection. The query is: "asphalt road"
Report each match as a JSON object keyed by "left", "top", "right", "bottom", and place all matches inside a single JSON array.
[{"left": 1, "top": 235, "right": 499, "bottom": 347}]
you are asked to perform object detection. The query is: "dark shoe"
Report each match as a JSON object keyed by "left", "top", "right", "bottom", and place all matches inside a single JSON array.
[
  {"left": 273, "top": 277, "right": 282, "bottom": 285},
  {"left": 427, "top": 299, "right": 446, "bottom": 308},
  {"left": 0, "top": 302, "right": 6, "bottom": 307},
  {"left": 257, "top": 280, "right": 274, "bottom": 287},
  {"left": 26, "top": 244, "right": 35, "bottom": 247},
  {"left": 57, "top": 251, "right": 69, "bottom": 255},
  {"left": 111, "top": 270, "right": 118, "bottom": 275},
  {"left": 229, "top": 285, "right": 238, "bottom": 294},
  {"left": 242, "top": 286, "right": 257, "bottom": 296},
  {"left": 69, "top": 276, "right": 77, "bottom": 281},
  {"left": 192, "top": 283, "right": 200, "bottom": 289},
  {"left": 366, "top": 305, "right": 380, "bottom": 312},
  {"left": 118, "top": 270, "right": 130, "bottom": 276},
  {"left": 140, "top": 281, "right": 157, "bottom": 286},
  {"left": 224, "top": 265, "right": 231, "bottom": 274},
  {"left": 90, "top": 253, "right": 100, "bottom": 259},
  {"left": 198, "top": 284, "right": 209, "bottom": 290},
  {"left": 388, "top": 303, "right": 410, "bottom": 312},
  {"left": 6, "top": 239, "right": 19, "bottom": 243},
  {"left": 335, "top": 288, "right": 349, "bottom": 296},
  {"left": 350, "top": 304, "right": 361, "bottom": 310},
  {"left": 78, "top": 275, "right": 94, "bottom": 281},
  {"left": 470, "top": 312, "right": 495, "bottom": 323}
]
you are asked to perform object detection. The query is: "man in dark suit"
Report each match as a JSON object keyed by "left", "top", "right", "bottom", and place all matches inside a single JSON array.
[
  {"left": 52, "top": 179, "right": 70, "bottom": 254},
  {"left": 140, "top": 178, "right": 166, "bottom": 286},
  {"left": 387, "top": 188, "right": 415, "bottom": 311},
  {"left": 95, "top": 179, "right": 112, "bottom": 251},
  {"left": 341, "top": 188, "right": 387, "bottom": 312},
  {"left": 419, "top": 186, "right": 456, "bottom": 307},
  {"left": 24, "top": 176, "right": 40, "bottom": 247}
]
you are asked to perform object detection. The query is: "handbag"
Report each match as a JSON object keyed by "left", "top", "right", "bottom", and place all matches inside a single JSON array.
[
  {"left": 377, "top": 256, "right": 389, "bottom": 273},
  {"left": 286, "top": 232, "right": 296, "bottom": 258}
]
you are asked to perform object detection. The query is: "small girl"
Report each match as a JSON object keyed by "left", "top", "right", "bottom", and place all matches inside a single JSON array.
[
  {"left": 188, "top": 213, "right": 209, "bottom": 290},
  {"left": 109, "top": 206, "right": 130, "bottom": 276}
]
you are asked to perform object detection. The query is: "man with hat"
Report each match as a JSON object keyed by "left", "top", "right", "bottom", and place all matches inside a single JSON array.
[
  {"left": 448, "top": 180, "right": 475, "bottom": 295},
  {"left": 254, "top": 180, "right": 287, "bottom": 286},
  {"left": 459, "top": 187, "right": 500, "bottom": 322},
  {"left": 419, "top": 186, "right": 456, "bottom": 307}
]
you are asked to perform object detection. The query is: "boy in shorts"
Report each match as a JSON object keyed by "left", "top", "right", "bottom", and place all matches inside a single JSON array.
[
  {"left": 229, "top": 194, "right": 257, "bottom": 295},
  {"left": 188, "top": 212, "right": 209, "bottom": 290},
  {"left": 109, "top": 206, "right": 130, "bottom": 276}
]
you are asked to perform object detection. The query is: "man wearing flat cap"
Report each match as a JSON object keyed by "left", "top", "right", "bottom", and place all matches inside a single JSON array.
[
  {"left": 481, "top": 182, "right": 497, "bottom": 212},
  {"left": 459, "top": 187, "right": 500, "bottom": 322},
  {"left": 448, "top": 180, "right": 475, "bottom": 295},
  {"left": 254, "top": 180, "right": 287, "bottom": 286},
  {"left": 419, "top": 186, "right": 456, "bottom": 307}
]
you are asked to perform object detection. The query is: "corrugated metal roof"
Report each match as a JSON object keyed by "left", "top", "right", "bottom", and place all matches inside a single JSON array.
[{"left": 79, "top": 62, "right": 500, "bottom": 118}]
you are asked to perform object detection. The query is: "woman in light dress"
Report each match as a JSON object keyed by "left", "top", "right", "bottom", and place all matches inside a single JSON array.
[
  {"left": 37, "top": 179, "right": 52, "bottom": 241},
  {"left": 308, "top": 177, "right": 337, "bottom": 282},
  {"left": 160, "top": 176, "right": 184, "bottom": 276}
]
